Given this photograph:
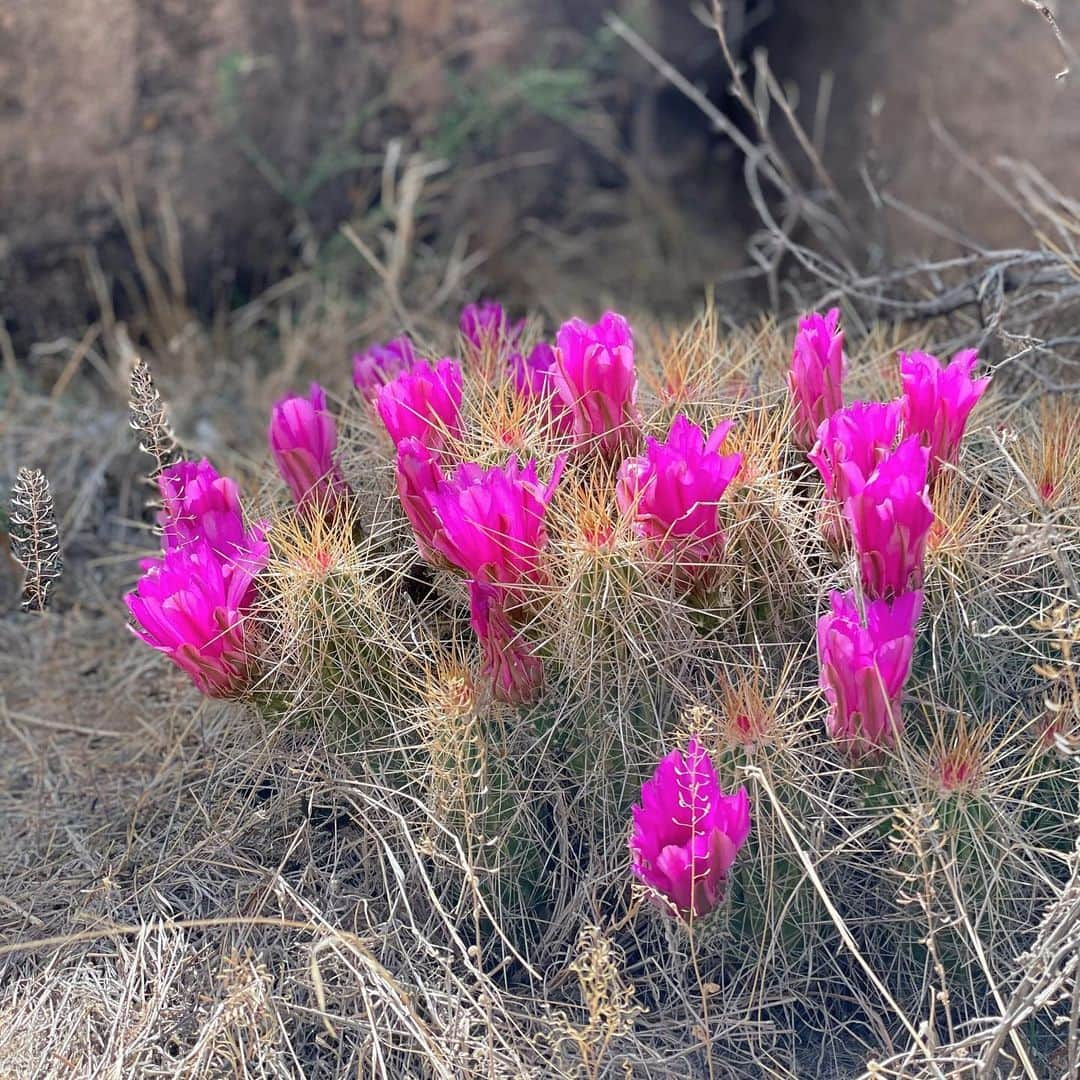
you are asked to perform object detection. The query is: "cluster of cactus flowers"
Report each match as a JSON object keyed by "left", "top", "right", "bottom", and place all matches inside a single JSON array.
[
  {"left": 122, "top": 295, "right": 1080, "bottom": 1070},
  {"left": 799, "top": 312, "right": 990, "bottom": 759},
  {"left": 125, "top": 298, "right": 994, "bottom": 919},
  {"left": 367, "top": 307, "right": 752, "bottom": 917},
  {"left": 125, "top": 460, "right": 269, "bottom": 697}
]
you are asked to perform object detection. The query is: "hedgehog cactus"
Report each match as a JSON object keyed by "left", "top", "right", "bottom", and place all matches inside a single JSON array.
[{"left": 120, "top": 299, "right": 1079, "bottom": 1076}]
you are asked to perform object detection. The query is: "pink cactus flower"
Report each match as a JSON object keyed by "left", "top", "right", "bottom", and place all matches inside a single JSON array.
[
  {"left": 788, "top": 308, "right": 847, "bottom": 451},
  {"left": 156, "top": 458, "right": 268, "bottom": 565},
  {"left": 552, "top": 312, "right": 641, "bottom": 456},
  {"left": 616, "top": 414, "right": 742, "bottom": 570},
  {"left": 425, "top": 456, "right": 562, "bottom": 699},
  {"left": 809, "top": 400, "right": 902, "bottom": 503},
  {"left": 269, "top": 383, "right": 350, "bottom": 515},
  {"left": 508, "top": 341, "right": 574, "bottom": 434},
  {"left": 395, "top": 437, "right": 447, "bottom": 561},
  {"left": 352, "top": 336, "right": 416, "bottom": 401},
  {"left": 900, "top": 348, "right": 990, "bottom": 479},
  {"left": 427, "top": 456, "right": 564, "bottom": 599},
  {"left": 509, "top": 340, "right": 556, "bottom": 398},
  {"left": 125, "top": 537, "right": 267, "bottom": 698},
  {"left": 844, "top": 436, "right": 934, "bottom": 599},
  {"left": 460, "top": 300, "right": 523, "bottom": 354},
  {"left": 376, "top": 358, "right": 464, "bottom": 454},
  {"left": 630, "top": 738, "right": 751, "bottom": 919},
  {"left": 469, "top": 581, "right": 544, "bottom": 703},
  {"left": 809, "top": 401, "right": 902, "bottom": 546},
  {"left": 817, "top": 589, "right": 922, "bottom": 759}
]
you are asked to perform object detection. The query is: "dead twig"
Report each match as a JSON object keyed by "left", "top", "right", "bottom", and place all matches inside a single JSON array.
[{"left": 1021, "top": 0, "right": 1080, "bottom": 81}]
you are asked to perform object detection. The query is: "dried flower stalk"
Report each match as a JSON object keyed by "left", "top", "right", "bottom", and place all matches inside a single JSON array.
[
  {"left": 128, "top": 355, "right": 179, "bottom": 479},
  {"left": 9, "top": 467, "right": 62, "bottom": 612}
]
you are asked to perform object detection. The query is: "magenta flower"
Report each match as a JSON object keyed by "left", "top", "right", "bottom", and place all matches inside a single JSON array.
[
  {"left": 156, "top": 458, "right": 255, "bottom": 560},
  {"left": 469, "top": 581, "right": 544, "bottom": 703},
  {"left": 509, "top": 341, "right": 556, "bottom": 398},
  {"left": 817, "top": 589, "right": 922, "bottom": 758},
  {"left": 427, "top": 456, "right": 563, "bottom": 599},
  {"left": 352, "top": 336, "right": 416, "bottom": 401},
  {"left": 809, "top": 400, "right": 901, "bottom": 546},
  {"left": 376, "top": 358, "right": 464, "bottom": 454},
  {"left": 423, "top": 457, "right": 562, "bottom": 701},
  {"left": 844, "top": 437, "right": 934, "bottom": 599},
  {"left": 616, "top": 415, "right": 742, "bottom": 570},
  {"left": 630, "top": 738, "right": 751, "bottom": 919},
  {"left": 788, "top": 308, "right": 847, "bottom": 451},
  {"left": 900, "top": 348, "right": 990, "bottom": 478},
  {"left": 809, "top": 400, "right": 902, "bottom": 503},
  {"left": 125, "top": 537, "right": 267, "bottom": 698},
  {"left": 552, "top": 312, "right": 641, "bottom": 456},
  {"left": 269, "top": 383, "right": 350, "bottom": 515},
  {"left": 395, "top": 437, "right": 447, "bottom": 561},
  {"left": 460, "top": 300, "right": 523, "bottom": 354},
  {"left": 508, "top": 341, "right": 574, "bottom": 434}
]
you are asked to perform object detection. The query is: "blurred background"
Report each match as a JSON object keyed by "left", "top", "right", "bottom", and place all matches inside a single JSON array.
[
  {"left": 1, "top": 0, "right": 1078, "bottom": 610},
  {"left": 2, "top": 0, "right": 1076, "bottom": 347}
]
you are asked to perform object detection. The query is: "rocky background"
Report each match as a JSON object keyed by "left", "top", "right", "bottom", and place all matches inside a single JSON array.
[{"left": 1, "top": 0, "right": 1077, "bottom": 344}]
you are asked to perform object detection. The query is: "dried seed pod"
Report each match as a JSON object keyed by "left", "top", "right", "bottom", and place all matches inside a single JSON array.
[
  {"left": 128, "top": 354, "right": 179, "bottom": 480},
  {"left": 9, "top": 467, "right": 62, "bottom": 612}
]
